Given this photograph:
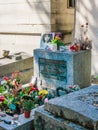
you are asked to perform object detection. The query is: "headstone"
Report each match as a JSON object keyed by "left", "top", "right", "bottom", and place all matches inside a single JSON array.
[
  {"left": 34, "top": 49, "right": 91, "bottom": 89},
  {"left": 34, "top": 85, "right": 98, "bottom": 130}
]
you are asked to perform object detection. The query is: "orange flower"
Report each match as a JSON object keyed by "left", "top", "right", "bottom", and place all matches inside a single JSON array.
[
  {"left": 55, "top": 36, "right": 61, "bottom": 40},
  {"left": 29, "top": 83, "right": 33, "bottom": 87}
]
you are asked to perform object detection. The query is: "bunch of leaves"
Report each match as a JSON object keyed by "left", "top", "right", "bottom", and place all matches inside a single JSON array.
[
  {"left": 51, "top": 36, "right": 64, "bottom": 46},
  {"left": 0, "top": 85, "right": 7, "bottom": 93},
  {"left": 23, "top": 99, "right": 34, "bottom": 111}
]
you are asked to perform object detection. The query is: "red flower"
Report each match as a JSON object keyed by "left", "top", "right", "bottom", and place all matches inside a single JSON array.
[
  {"left": 70, "top": 45, "right": 76, "bottom": 51},
  {"left": 28, "top": 87, "right": 38, "bottom": 95},
  {"left": 39, "top": 95, "right": 43, "bottom": 99},
  {"left": 31, "top": 87, "right": 38, "bottom": 91},
  {"left": 0, "top": 96, "right": 5, "bottom": 102},
  {"left": 3, "top": 76, "right": 9, "bottom": 81}
]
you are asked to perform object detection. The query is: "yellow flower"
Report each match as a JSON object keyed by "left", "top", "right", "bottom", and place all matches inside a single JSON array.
[
  {"left": 55, "top": 36, "right": 61, "bottom": 40},
  {"left": 38, "top": 90, "right": 48, "bottom": 95}
]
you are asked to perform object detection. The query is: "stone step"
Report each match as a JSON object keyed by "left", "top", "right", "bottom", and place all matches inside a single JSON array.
[
  {"left": 44, "top": 85, "right": 98, "bottom": 130},
  {"left": 34, "top": 106, "right": 89, "bottom": 130}
]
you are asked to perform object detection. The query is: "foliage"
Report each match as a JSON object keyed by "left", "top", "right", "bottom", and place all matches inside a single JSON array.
[
  {"left": 0, "top": 72, "right": 55, "bottom": 115},
  {"left": 51, "top": 36, "right": 64, "bottom": 46},
  {"left": 0, "top": 72, "right": 80, "bottom": 115},
  {"left": 23, "top": 99, "right": 34, "bottom": 111},
  {"left": 56, "top": 85, "right": 80, "bottom": 97}
]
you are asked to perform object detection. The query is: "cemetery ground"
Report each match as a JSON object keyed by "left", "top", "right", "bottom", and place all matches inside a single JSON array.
[{"left": 0, "top": 50, "right": 97, "bottom": 130}]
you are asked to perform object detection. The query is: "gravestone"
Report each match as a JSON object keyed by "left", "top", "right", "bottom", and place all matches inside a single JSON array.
[
  {"left": 0, "top": 52, "right": 33, "bottom": 84},
  {"left": 34, "top": 85, "right": 98, "bottom": 130},
  {"left": 34, "top": 49, "right": 91, "bottom": 89}
]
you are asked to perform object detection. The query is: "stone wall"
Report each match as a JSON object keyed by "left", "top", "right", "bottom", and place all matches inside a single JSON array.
[
  {"left": 51, "top": 0, "right": 74, "bottom": 43},
  {"left": 0, "top": 0, "right": 74, "bottom": 56},
  {"left": 74, "top": 0, "right": 98, "bottom": 74},
  {"left": 0, "top": 0, "right": 51, "bottom": 55}
]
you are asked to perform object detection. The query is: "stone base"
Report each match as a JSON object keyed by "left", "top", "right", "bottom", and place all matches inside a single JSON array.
[
  {"left": 0, "top": 52, "right": 33, "bottom": 84},
  {"left": 0, "top": 108, "right": 36, "bottom": 130},
  {"left": 34, "top": 106, "right": 89, "bottom": 130},
  {"left": 44, "top": 85, "right": 98, "bottom": 130},
  {"left": 34, "top": 49, "right": 91, "bottom": 89}
]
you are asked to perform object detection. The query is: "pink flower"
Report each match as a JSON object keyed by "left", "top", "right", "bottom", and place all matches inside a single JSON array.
[
  {"left": 69, "top": 86, "right": 74, "bottom": 89},
  {"left": 44, "top": 98, "right": 48, "bottom": 103}
]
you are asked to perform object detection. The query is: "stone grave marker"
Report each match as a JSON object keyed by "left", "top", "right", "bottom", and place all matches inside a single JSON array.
[{"left": 34, "top": 85, "right": 98, "bottom": 130}]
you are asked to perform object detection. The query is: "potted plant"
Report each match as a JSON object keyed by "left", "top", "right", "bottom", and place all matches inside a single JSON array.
[{"left": 23, "top": 99, "right": 34, "bottom": 118}]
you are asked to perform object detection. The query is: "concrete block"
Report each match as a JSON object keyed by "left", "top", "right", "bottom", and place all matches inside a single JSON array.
[
  {"left": 34, "top": 106, "right": 89, "bottom": 130},
  {"left": 44, "top": 85, "right": 98, "bottom": 130},
  {"left": 34, "top": 49, "right": 91, "bottom": 89}
]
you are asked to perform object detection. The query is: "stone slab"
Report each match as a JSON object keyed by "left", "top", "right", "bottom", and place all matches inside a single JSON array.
[
  {"left": 44, "top": 85, "right": 98, "bottom": 130},
  {"left": 0, "top": 52, "right": 33, "bottom": 83},
  {"left": 0, "top": 52, "right": 33, "bottom": 75},
  {"left": 0, "top": 108, "right": 37, "bottom": 130},
  {"left": 34, "top": 106, "right": 89, "bottom": 130}
]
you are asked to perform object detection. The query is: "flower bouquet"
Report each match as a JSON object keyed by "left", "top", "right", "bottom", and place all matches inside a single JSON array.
[
  {"left": 51, "top": 34, "right": 64, "bottom": 50},
  {"left": 0, "top": 72, "right": 55, "bottom": 115}
]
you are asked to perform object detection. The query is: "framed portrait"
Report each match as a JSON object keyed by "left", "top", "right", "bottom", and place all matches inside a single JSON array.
[
  {"left": 40, "top": 32, "right": 63, "bottom": 51},
  {"left": 40, "top": 33, "right": 54, "bottom": 50}
]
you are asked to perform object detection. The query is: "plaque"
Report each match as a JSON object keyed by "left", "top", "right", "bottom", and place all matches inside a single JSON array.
[{"left": 39, "top": 58, "right": 67, "bottom": 81}]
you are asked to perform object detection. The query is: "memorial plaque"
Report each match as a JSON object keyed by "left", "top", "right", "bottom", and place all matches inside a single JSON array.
[{"left": 39, "top": 58, "right": 67, "bottom": 81}]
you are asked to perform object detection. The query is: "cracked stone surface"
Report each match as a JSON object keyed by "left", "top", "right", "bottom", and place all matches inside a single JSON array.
[{"left": 44, "top": 85, "right": 98, "bottom": 130}]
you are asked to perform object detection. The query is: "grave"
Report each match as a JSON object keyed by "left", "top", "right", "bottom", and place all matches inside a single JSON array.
[
  {"left": 0, "top": 52, "right": 33, "bottom": 84},
  {"left": 34, "top": 49, "right": 91, "bottom": 89},
  {"left": 34, "top": 85, "right": 98, "bottom": 130},
  {"left": 0, "top": 109, "right": 36, "bottom": 130}
]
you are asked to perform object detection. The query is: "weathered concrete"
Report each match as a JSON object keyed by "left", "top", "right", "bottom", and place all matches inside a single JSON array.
[
  {"left": 0, "top": 0, "right": 74, "bottom": 55},
  {"left": 44, "top": 85, "right": 98, "bottom": 130},
  {"left": 34, "top": 49, "right": 91, "bottom": 89},
  {"left": 0, "top": 52, "right": 33, "bottom": 84},
  {"left": 0, "top": 108, "right": 36, "bottom": 130},
  {"left": 34, "top": 106, "right": 89, "bottom": 130}
]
